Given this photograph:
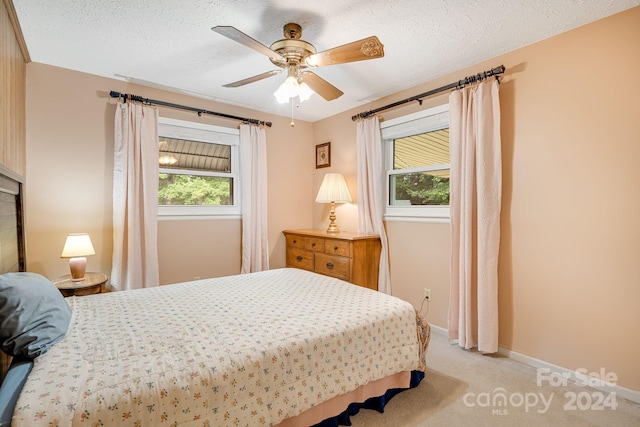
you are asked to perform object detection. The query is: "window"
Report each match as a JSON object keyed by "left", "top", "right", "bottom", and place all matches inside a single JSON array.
[
  {"left": 382, "top": 104, "right": 450, "bottom": 222},
  {"left": 158, "top": 117, "right": 240, "bottom": 219}
]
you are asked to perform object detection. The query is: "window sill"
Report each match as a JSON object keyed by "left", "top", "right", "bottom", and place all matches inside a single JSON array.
[
  {"left": 385, "top": 205, "right": 450, "bottom": 223},
  {"left": 159, "top": 213, "right": 241, "bottom": 221},
  {"left": 159, "top": 205, "right": 241, "bottom": 221},
  {"left": 384, "top": 214, "right": 450, "bottom": 224}
]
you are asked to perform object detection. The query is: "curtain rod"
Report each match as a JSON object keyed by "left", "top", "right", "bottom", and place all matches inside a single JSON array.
[
  {"left": 109, "top": 91, "right": 272, "bottom": 128},
  {"left": 351, "top": 65, "right": 505, "bottom": 121}
]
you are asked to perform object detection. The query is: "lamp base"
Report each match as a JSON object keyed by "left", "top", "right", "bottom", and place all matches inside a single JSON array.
[
  {"left": 326, "top": 202, "right": 340, "bottom": 234},
  {"left": 69, "top": 257, "right": 87, "bottom": 281},
  {"left": 326, "top": 223, "right": 340, "bottom": 234}
]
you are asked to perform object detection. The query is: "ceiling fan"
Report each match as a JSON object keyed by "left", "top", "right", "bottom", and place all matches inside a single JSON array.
[{"left": 211, "top": 23, "right": 384, "bottom": 103}]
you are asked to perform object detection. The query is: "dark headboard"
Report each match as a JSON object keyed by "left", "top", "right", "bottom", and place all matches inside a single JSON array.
[{"left": 0, "top": 164, "right": 25, "bottom": 382}]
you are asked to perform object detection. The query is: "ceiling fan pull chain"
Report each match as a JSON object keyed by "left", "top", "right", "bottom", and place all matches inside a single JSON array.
[{"left": 290, "top": 98, "right": 295, "bottom": 127}]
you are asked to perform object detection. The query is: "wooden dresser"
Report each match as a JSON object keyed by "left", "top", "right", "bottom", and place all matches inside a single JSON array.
[{"left": 283, "top": 229, "right": 381, "bottom": 291}]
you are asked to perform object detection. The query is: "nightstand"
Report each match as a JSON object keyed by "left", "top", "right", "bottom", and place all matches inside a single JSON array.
[{"left": 52, "top": 272, "right": 108, "bottom": 297}]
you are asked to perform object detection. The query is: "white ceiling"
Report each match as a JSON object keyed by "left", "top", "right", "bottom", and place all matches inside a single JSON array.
[{"left": 12, "top": 0, "right": 640, "bottom": 123}]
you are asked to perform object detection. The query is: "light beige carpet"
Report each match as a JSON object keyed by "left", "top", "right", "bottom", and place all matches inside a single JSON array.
[{"left": 348, "top": 329, "right": 640, "bottom": 426}]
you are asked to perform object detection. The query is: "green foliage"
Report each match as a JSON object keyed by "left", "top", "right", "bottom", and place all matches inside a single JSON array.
[
  {"left": 159, "top": 173, "right": 231, "bottom": 205},
  {"left": 393, "top": 172, "right": 450, "bottom": 205}
]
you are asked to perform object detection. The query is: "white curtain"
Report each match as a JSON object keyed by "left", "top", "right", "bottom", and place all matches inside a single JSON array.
[
  {"left": 240, "top": 124, "right": 269, "bottom": 273},
  {"left": 356, "top": 116, "right": 391, "bottom": 295},
  {"left": 448, "top": 79, "right": 502, "bottom": 353},
  {"left": 111, "top": 102, "right": 160, "bottom": 291}
]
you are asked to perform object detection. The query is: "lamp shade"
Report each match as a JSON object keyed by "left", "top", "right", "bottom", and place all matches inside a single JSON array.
[
  {"left": 60, "top": 233, "right": 95, "bottom": 258},
  {"left": 316, "top": 173, "right": 352, "bottom": 203}
]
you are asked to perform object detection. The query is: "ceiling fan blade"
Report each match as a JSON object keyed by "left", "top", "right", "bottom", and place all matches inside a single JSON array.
[
  {"left": 212, "top": 26, "right": 285, "bottom": 62},
  {"left": 305, "top": 36, "right": 384, "bottom": 67},
  {"left": 222, "top": 70, "right": 282, "bottom": 88},
  {"left": 300, "top": 71, "right": 344, "bottom": 101}
]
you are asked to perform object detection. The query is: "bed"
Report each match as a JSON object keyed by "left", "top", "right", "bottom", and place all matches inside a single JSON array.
[
  {"left": 1, "top": 266, "right": 430, "bottom": 427},
  {"left": 0, "top": 159, "right": 429, "bottom": 427}
]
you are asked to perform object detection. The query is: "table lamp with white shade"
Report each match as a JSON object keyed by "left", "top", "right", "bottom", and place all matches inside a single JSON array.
[
  {"left": 315, "top": 173, "right": 352, "bottom": 234},
  {"left": 60, "top": 233, "right": 95, "bottom": 281}
]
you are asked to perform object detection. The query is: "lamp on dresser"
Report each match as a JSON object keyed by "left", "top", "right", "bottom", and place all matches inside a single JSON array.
[
  {"left": 316, "top": 173, "right": 352, "bottom": 234},
  {"left": 60, "top": 233, "right": 95, "bottom": 281}
]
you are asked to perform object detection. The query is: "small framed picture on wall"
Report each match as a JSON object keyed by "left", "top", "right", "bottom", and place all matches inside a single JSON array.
[{"left": 316, "top": 142, "right": 331, "bottom": 168}]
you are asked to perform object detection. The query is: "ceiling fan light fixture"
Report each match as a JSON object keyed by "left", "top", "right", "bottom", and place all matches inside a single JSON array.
[
  {"left": 297, "top": 81, "right": 314, "bottom": 102},
  {"left": 274, "top": 75, "right": 298, "bottom": 103},
  {"left": 274, "top": 75, "right": 315, "bottom": 104}
]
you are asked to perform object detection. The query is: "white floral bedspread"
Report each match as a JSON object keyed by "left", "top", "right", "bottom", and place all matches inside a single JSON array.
[{"left": 13, "top": 268, "right": 423, "bottom": 426}]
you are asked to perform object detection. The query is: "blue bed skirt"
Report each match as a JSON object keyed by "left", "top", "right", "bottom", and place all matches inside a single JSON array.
[{"left": 312, "top": 370, "right": 425, "bottom": 427}]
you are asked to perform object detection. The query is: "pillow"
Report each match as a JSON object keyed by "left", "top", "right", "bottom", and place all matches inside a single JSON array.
[{"left": 0, "top": 272, "right": 72, "bottom": 358}]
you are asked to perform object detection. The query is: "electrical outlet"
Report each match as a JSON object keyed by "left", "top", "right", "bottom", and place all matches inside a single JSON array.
[
  {"left": 193, "top": 276, "right": 200, "bottom": 280},
  {"left": 423, "top": 288, "right": 431, "bottom": 301}
]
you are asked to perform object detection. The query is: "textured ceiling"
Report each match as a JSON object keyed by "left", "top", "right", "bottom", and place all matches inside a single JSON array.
[{"left": 12, "top": 0, "right": 640, "bottom": 123}]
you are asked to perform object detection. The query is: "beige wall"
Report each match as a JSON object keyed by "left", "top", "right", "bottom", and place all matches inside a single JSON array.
[
  {"left": 311, "top": 113, "right": 360, "bottom": 233},
  {"left": 313, "top": 7, "right": 640, "bottom": 391},
  {"left": 24, "top": 64, "right": 314, "bottom": 283}
]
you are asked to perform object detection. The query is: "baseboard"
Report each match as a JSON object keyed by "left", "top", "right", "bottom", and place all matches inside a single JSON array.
[
  {"left": 427, "top": 324, "right": 640, "bottom": 404},
  {"left": 428, "top": 323, "right": 448, "bottom": 335}
]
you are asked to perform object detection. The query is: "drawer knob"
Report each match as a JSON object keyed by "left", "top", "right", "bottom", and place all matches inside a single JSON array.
[
  {"left": 326, "top": 262, "right": 334, "bottom": 269},
  {"left": 296, "top": 256, "right": 303, "bottom": 261},
  {"left": 293, "top": 239, "right": 297, "bottom": 244},
  {"left": 311, "top": 243, "right": 316, "bottom": 247},
  {"left": 333, "top": 246, "right": 338, "bottom": 251}
]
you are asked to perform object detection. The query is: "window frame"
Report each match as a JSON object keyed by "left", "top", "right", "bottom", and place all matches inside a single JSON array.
[
  {"left": 382, "top": 104, "right": 450, "bottom": 223},
  {"left": 157, "top": 117, "right": 241, "bottom": 220}
]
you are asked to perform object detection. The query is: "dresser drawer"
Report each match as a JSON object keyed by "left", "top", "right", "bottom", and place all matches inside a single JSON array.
[
  {"left": 315, "top": 253, "right": 350, "bottom": 281},
  {"left": 286, "top": 235, "right": 305, "bottom": 249},
  {"left": 287, "top": 248, "right": 314, "bottom": 271},
  {"left": 305, "top": 237, "right": 325, "bottom": 252},
  {"left": 324, "top": 240, "right": 350, "bottom": 257}
]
